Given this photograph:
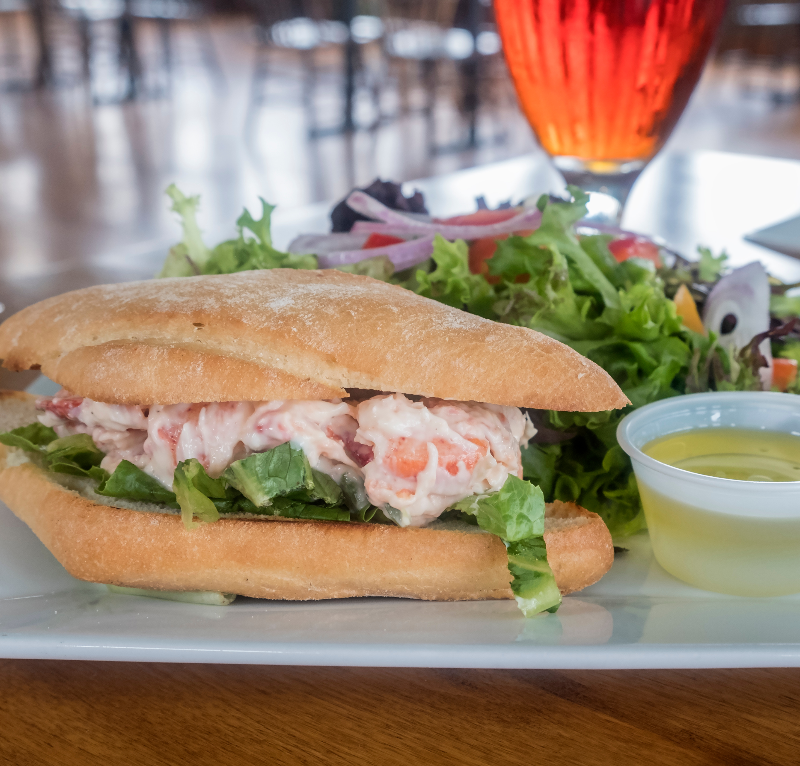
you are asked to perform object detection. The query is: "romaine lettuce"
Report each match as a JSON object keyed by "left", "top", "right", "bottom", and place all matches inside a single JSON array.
[
  {"left": 453, "top": 475, "right": 561, "bottom": 615},
  {"left": 96, "top": 460, "right": 178, "bottom": 505},
  {"left": 0, "top": 422, "right": 57, "bottom": 451}
]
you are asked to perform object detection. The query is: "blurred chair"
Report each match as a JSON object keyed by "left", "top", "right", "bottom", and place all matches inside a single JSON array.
[
  {"left": 380, "top": 0, "right": 459, "bottom": 124},
  {"left": 128, "top": 0, "right": 223, "bottom": 95},
  {"left": 55, "top": 0, "right": 220, "bottom": 100},
  {"left": 248, "top": 0, "right": 383, "bottom": 136},
  {"left": 57, "top": 0, "right": 130, "bottom": 93},
  {"left": 0, "top": 0, "right": 45, "bottom": 89},
  {"left": 722, "top": 0, "right": 800, "bottom": 101},
  {"left": 379, "top": 0, "right": 505, "bottom": 153}
]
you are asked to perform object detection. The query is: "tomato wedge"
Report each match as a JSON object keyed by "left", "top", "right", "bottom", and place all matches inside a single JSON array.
[
  {"left": 362, "top": 233, "right": 405, "bottom": 249},
  {"left": 435, "top": 209, "right": 519, "bottom": 226},
  {"left": 608, "top": 236, "right": 662, "bottom": 268},
  {"left": 773, "top": 358, "right": 798, "bottom": 392}
]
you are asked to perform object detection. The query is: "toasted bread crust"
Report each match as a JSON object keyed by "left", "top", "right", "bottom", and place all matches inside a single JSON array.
[
  {"left": 0, "top": 391, "right": 613, "bottom": 600},
  {"left": 0, "top": 269, "right": 629, "bottom": 410},
  {"left": 43, "top": 343, "right": 345, "bottom": 405}
]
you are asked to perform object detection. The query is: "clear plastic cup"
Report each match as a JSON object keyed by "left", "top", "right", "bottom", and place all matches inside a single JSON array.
[{"left": 616, "top": 391, "right": 800, "bottom": 596}]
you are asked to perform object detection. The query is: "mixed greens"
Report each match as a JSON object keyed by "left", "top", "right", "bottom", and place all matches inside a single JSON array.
[{"left": 157, "top": 184, "right": 800, "bottom": 538}]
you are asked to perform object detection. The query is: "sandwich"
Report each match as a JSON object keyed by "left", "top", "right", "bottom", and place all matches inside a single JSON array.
[{"left": 0, "top": 269, "right": 629, "bottom": 615}]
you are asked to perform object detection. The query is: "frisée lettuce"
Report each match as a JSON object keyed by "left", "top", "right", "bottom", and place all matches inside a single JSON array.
[{"left": 158, "top": 184, "right": 317, "bottom": 278}]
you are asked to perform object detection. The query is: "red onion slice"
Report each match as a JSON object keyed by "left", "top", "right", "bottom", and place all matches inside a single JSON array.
[
  {"left": 345, "top": 191, "right": 430, "bottom": 227},
  {"left": 288, "top": 232, "right": 370, "bottom": 255},
  {"left": 702, "top": 262, "right": 772, "bottom": 389},
  {"left": 346, "top": 191, "right": 543, "bottom": 240},
  {"left": 316, "top": 235, "right": 435, "bottom": 271}
]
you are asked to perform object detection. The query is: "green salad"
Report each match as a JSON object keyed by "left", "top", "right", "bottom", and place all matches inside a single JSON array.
[
  {"left": 9, "top": 181, "right": 792, "bottom": 616},
  {"left": 155, "top": 183, "right": 800, "bottom": 538}
]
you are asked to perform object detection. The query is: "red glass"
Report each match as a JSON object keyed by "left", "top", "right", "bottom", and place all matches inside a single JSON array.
[{"left": 495, "top": 0, "right": 728, "bottom": 166}]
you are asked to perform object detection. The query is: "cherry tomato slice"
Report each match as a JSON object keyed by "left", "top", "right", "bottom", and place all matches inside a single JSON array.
[
  {"left": 773, "top": 358, "right": 798, "bottom": 392},
  {"left": 435, "top": 209, "right": 519, "bottom": 226},
  {"left": 362, "top": 233, "right": 405, "bottom": 249},
  {"left": 608, "top": 236, "right": 662, "bottom": 268}
]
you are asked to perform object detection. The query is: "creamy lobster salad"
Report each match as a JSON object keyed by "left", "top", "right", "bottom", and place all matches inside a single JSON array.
[{"left": 37, "top": 390, "right": 536, "bottom": 528}]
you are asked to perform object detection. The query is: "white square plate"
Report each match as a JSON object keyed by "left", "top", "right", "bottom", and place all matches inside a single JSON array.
[{"left": 2, "top": 496, "right": 799, "bottom": 668}]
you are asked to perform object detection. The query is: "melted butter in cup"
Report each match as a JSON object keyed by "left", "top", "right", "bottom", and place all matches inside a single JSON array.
[{"left": 617, "top": 393, "right": 800, "bottom": 597}]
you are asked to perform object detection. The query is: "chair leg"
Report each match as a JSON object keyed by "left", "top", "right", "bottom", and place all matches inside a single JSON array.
[
  {"left": 422, "top": 57, "right": 436, "bottom": 153},
  {"left": 302, "top": 47, "right": 318, "bottom": 136},
  {"left": 197, "top": 19, "right": 225, "bottom": 89},
  {"left": 158, "top": 18, "right": 172, "bottom": 95},
  {"left": 31, "top": 0, "right": 53, "bottom": 88},
  {"left": 119, "top": 12, "right": 141, "bottom": 100},
  {"left": 78, "top": 15, "right": 91, "bottom": 84}
]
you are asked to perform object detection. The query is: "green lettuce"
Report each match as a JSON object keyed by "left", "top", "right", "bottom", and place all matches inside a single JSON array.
[
  {"left": 202, "top": 200, "right": 317, "bottom": 275},
  {"left": 157, "top": 185, "right": 317, "bottom": 279},
  {"left": 470, "top": 188, "right": 757, "bottom": 536},
  {"left": 45, "top": 433, "right": 105, "bottom": 474},
  {"left": 96, "top": 460, "right": 178, "bottom": 505},
  {"left": 454, "top": 475, "right": 561, "bottom": 615},
  {"left": 697, "top": 246, "right": 729, "bottom": 283},
  {"left": 412, "top": 235, "right": 495, "bottom": 317},
  {"left": 0, "top": 425, "right": 109, "bottom": 480},
  {"left": 0, "top": 422, "right": 57, "bottom": 451},
  {"left": 173, "top": 459, "right": 224, "bottom": 528},
  {"left": 771, "top": 294, "right": 800, "bottom": 320},
  {"left": 506, "top": 537, "right": 563, "bottom": 616},
  {"left": 157, "top": 185, "right": 211, "bottom": 277},
  {"left": 336, "top": 254, "right": 395, "bottom": 282},
  {"left": 223, "top": 443, "right": 331, "bottom": 506}
]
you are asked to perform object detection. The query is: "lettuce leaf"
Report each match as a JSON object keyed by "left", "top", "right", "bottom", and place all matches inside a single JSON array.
[
  {"left": 158, "top": 187, "right": 317, "bottom": 279},
  {"left": 453, "top": 475, "right": 561, "bottom": 616},
  {"left": 173, "top": 459, "right": 223, "bottom": 528},
  {"left": 337, "top": 254, "right": 394, "bottom": 281},
  {"left": 0, "top": 422, "right": 57, "bottom": 451},
  {"left": 506, "top": 537, "right": 562, "bottom": 616},
  {"left": 158, "top": 184, "right": 211, "bottom": 277},
  {"left": 697, "top": 246, "right": 728, "bottom": 283},
  {"left": 413, "top": 235, "right": 495, "bottom": 317},
  {"left": 222, "top": 443, "right": 312, "bottom": 506},
  {"left": 96, "top": 460, "right": 178, "bottom": 505},
  {"left": 0, "top": 426, "right": 110, "bottom": 480},
  {"left": 45, "top": 433, "right": 105, "bottom": 470},
  {"left": 771, "top": 294, "right": 800, "bottom": 320},
  {"left": 255, "top": 496, "right": 350, "bottom": 521},
  {"left": 453, "top": 474, "right": 545, "bottom": 540}
]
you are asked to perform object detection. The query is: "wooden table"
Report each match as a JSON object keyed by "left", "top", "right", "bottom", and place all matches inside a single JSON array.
[
  {"left": 0, "top": 663, "right": 797, "bottom": 764},
  {"left": 2, "top": 151, "right": 800, "bottom": 764}
]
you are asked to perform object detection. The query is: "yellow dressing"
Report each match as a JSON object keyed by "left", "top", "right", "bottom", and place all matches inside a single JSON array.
[
  {"left": 643, "top": 428, "right": 800, "bottom": 483},
  {"left": 638, "top": 428, "right": 800, "bottom": 596}
]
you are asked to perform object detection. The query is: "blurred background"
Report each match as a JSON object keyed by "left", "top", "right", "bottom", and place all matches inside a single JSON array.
[{"left": 0, "top": 0, "right": 799, "bottom": 290}]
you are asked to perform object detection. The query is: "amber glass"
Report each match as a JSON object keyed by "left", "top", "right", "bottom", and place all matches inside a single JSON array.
[{"left": 495, "top": 0, "right": 728, "bottom": 218}]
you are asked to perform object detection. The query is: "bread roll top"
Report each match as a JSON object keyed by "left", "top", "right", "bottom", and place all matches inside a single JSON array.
[{"left": 0, "top": 269, "right": 629, "bottom": 410}]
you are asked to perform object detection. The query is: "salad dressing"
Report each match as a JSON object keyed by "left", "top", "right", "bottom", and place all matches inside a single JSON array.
[
  {"left": 644, "top": 429, "right": 800, "bottom": 482},
  {"left": 638, "top": 427, "right": 800, "bottom": 597}
]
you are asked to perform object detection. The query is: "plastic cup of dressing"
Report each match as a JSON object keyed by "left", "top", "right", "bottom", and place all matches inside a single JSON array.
[{"left": 617, "top": 391, "right": 800, "bottom": 596}]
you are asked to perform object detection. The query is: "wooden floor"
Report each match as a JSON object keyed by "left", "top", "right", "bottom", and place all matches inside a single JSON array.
[{"left": 0, "top": 15, "right": 799, "bottom": 377}]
